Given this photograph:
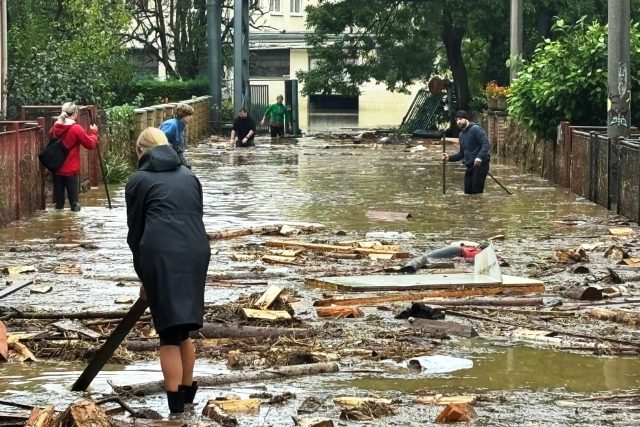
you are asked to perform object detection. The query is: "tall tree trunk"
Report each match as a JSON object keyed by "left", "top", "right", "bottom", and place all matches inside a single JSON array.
[{"left": 441, "top": 9, "right": 470, "bottom": 111}]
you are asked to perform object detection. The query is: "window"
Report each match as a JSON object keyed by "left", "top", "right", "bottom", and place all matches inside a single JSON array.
[
  {"left": 250, "top": 49, "right": 290, "bottom": 78},
  {"left": 290, "top": 0, "right": 301, "bottom": 14},
  {"left": 270, "top": 0, "right": 281, "bottom": 12}
]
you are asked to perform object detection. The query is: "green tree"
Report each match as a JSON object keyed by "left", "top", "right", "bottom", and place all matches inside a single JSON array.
[
  {"left": 508, "top": 18, "right": 640, "bottom": 138},
  {"left": 7, "top": 0, "right": 133, "bottom": 115}
]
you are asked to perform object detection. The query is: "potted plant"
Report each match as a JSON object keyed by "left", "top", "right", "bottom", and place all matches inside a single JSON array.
[{"left": 484, "top": 81, "right": 510, "bottom": 110}]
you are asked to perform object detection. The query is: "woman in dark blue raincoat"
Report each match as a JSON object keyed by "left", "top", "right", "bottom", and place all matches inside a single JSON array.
[{"left": 125, "top": 127, "right": 210, "bottom": 414}]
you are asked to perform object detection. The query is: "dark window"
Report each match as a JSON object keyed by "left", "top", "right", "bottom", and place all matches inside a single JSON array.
[{"left": 250, "top": 49, "right": 290, "bottom": 78}]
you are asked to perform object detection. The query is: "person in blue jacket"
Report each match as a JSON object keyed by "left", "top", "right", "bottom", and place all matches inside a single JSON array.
[
  {"left": 159, "top": 103, "right": 194, "bottom": 167},
  {"left": 442, "top": 110, "right": 491, "bottom": 194}
]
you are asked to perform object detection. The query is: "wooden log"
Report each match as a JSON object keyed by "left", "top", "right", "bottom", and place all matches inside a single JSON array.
[
  {"left": 265, "top": 239, "right": 410, "bottom": 259},
  {"left": 333, "top": 397, "right": 393, "bottom": 409},
  {"left": 25, "top": 406, "right": 56, "bottom": 427},
  {"left": 0, "top": 321, "right": 7, "bottom": 361},
  {"left": 112, "top": 362, "right": 340, "bottom": 397},
  {"left": 242, "top": 308, "right": 292, "bottom": 320},
  {"left": 588, "top": 308, "right": 640, "bottom": 326},
  {"left": 407, "top": 318, "right": 478, "bottom": 338},
  {"left": 315, "top": 306, "right": 364, "bottom": 319},
  {"left": 207, "top": 223, "right": 325, "bottom": 240},
  {"left": 314, "top": 284, "right": 545, "bottom": 307},
  {"left": 562, "top": 285, "right": 603, "bottom": 301},
  {"left": 434, "top": 403, "right": 477, "bottom": 423},
  {"left": 254, "top": 285, "right": 283, "bottom": 310},
  {"left": 8, "top": 340, "right": 37, "bottom": 362},
  {"left": 202, "top": 401, "right": 238, "bottom": 425}
]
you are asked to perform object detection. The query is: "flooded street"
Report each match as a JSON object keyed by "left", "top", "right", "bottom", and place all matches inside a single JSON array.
[{"left": 2, "top": 135, "right": 639, "bottom": 426}]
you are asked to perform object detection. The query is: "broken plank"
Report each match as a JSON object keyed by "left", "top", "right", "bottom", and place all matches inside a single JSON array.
[
  {"left": 208, "top": 398, "right": 261, "bottom": 413},
  {"left": 434, "top": 403, "right": 477, "bottom": 423},
  {"left": 407, "top": 318, "right": 478, "bottom": 338},
  {"left": 202, "top": 401, "right": 237, "bottom": 425},
  {"left": 265, "top": 239, "right": 410, "bottom": 259},
  {"left": 588, "top": 308, "right": 640, "bottom": 326},
  {"left": 254, "top": 285, "right": 284, "bottom": 310},
  {"left": 242, "top": 308, "right": 292, "bottom": 320},
  {"left": 333, "top": 397, "right": 393, "bottom": 409},
  {"left": 52, "top": 320, "right": 101, "bottom": 339},
  {"left": 316, "top": 306, "right": 364, "bottom": 319},
  {"left": 25, "top": 406, "right": 56, "bottom": 427},
  {"left": 69, "top": 400, "right": 110, "bottom": 427},
  {"left": 314, "top": 284, "right": 545, "bottom": 307},
  {"left": 7, "top": 339, "right": 38, "bottom": 362},
  {"left": 293, "top": 417, "right": 334, "bottom": 427},
  {"left": 1, "top": 266, "right": 37, "bottom": 275}
]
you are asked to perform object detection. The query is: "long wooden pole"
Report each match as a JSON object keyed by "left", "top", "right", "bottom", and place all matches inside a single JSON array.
[
  {"left": 72, "top": 298, "right": 148, "bottom": 391},
  {"left": 442, "top": 133, "right": 447, "bottom": 194}
]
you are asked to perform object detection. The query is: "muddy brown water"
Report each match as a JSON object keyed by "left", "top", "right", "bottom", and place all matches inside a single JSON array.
[{"left": 1, "top": 136, "right": 639, "bottom": 426}]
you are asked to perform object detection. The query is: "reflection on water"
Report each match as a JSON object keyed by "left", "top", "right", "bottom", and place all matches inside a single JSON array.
[{"left": 338, "top": 343, "right": 640, "bottom": 394}]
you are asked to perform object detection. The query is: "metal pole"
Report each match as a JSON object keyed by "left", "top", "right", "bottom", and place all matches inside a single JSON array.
[
  {"left": 509, "top": 0, "right": 523, "bottom": 82},
  {"left": 607, "top": 0, "right": 631, "bottom": 209},
  {"left": 290, "top": 79, "right": 299, "bottom": 136},
  {"left": 207, "top": 0, "right": 222, "bottom": 132},
  {"left": 233, "top": 0, "right": 250, "bottom": 113}
]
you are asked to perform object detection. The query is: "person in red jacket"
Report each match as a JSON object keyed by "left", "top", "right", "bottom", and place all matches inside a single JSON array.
[{"left": 49, "top": 102, "right": 99, "bottom": 211}]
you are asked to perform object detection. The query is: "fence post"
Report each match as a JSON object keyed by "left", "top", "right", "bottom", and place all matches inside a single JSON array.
[
  {"left": 38, "top": 117, "right": 46, "bottom": 210},
  {"left": 12, "top": 122, "right": 20, "bottom": 220}
]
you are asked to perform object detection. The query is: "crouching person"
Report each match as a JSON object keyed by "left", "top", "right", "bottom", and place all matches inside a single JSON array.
[{"left": 125, "top": 127, "right": 210, "bottom": 413}]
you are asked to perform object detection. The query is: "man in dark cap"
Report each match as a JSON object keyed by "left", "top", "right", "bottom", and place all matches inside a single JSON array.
[{"left": 442, "top": 110, "right": 491, "bottom": 194}]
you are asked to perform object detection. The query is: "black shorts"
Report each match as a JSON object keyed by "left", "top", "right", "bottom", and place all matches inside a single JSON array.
[
  {"left": 270, "top": 125, "right": 284, "bottom": 137},
  {"left": 158, "top": 325, "right": 191, "bottom": 346}
]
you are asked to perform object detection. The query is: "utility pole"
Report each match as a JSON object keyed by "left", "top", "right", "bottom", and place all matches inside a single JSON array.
[
  {"left": 607, "top": 0, "right": 631, "bottom": 209},
  {"left": 206, "top": 0, "right": 222, "bottom": 132},
  {"left": 233, "top": 0, "right": 251, "bottom": 113},
  {"left": 509, "top": 0, "right": 523, "bottom": 82}
]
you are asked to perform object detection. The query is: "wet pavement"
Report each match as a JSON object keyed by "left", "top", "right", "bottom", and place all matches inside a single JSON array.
[{"left": 1, "top": 135, "right": 640, "bottom": 426}]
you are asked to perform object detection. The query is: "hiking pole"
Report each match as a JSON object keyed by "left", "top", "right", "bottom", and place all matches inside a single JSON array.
[
  {"left": 88, "top": 109, "right": 112, "bottom": 208},
  {"left": 488, "top": 171, "right": 512, "bottom": 195},
  {"left": 441, "top": 132, "right": 446, "bottom": 194}
]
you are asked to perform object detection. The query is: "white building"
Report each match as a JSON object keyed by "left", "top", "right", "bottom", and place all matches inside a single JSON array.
[{"left": 250, "top": 0, "right": 421, "bottom": 132}]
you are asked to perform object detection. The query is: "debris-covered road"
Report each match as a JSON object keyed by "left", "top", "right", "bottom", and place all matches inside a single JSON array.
[{"left": 2, "top": 134, "right": 640, "bottom": 426}]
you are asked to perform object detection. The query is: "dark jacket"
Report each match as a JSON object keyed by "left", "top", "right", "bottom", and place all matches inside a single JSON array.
[
  {"left": 125, "top": 145, "right": 210, "bottom": 333},
  {"left": 448, "top": 123, "right": 491, "bottom": 168}
]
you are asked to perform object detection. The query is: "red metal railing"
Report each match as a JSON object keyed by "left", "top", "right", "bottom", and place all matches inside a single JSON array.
[{"left": 0, "top": 118, "right": 46, "bottom": 227}]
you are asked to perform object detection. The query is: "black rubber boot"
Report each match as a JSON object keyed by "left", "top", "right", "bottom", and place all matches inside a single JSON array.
[
  {"left": 179, "top": 381, "right": 198, "bottom": 404},
  {"left": 166, "top": 390, "right": 185, "bottom": 413}
]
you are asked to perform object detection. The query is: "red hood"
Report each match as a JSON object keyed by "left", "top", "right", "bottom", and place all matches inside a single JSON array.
[{"left": 50, "top": 123, "right": 74, "bottom": 139}]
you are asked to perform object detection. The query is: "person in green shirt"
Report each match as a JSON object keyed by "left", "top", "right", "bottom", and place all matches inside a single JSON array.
[{"left": 261, "top": 95, "right": 288, "bottom": 137}]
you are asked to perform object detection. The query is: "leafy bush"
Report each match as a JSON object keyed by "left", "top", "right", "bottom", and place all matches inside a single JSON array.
[
  {"left": 509, "top": 18, "right": 640, "bottom": 138},
  {"left": 103, "top": 104, "right": 136, "bottom": 183},
  {"left": 124, "top": 78, "right": 211, "bottom": 106}
]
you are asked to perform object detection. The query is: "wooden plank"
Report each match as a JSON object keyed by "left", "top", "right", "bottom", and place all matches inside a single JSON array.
[
  {"left": 242, "top": 308, "right": 292, "bottom": 320},
  {"left": 1, "top": 266, "right": 36, "bottom": 275},
  {"left": 72, "top": 298, "right": 148, "bottom": 391},
  {"left": 413, "top": 395, "right": 477, "bottom": 405},
  {"left": 0, "top": 279, "right": 35, "bottom": 300},
  {"left": 407, "top": 318, "right": 478, "bottom": 338},
  {"left": 434, "top": 403, "right": 477, "bottom": 423},
  {"left": 52, "top": 320, "right": 101, "bottom": 339},
  {"left": 313, "top": 283, "right": 545, "bottom": 307},
  {"left": 609, "top": 227, "right": 635, "bottom": 236},
  {"left": 253, "top": 285, "right": 283, "bottom": 310},
  {"left": 265, "top": 239, "right": 410, "bottom": 259},
  {"left": 307, "top": 273, "right": 529, "bottom": 292},
  {"left": 261, "top": 254, "right": 304, "bottom": 265},
  {"left": 25, "top": 406, "right": 56, "bottom": 426},
  {"left": 366, "top": 210, "right": 411, "bottom": 221},
  {"left": 208, "top": 398, "right": 261, "bottom": 413}
]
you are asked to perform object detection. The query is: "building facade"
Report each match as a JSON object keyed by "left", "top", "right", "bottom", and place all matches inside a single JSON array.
[{"left": 250, "top": 0, "right": 421, "bottom": 133}]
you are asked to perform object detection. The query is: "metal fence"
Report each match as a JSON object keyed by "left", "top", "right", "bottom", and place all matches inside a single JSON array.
[{"left": 0, "top": 119, "right": 46, "bottom": 227}]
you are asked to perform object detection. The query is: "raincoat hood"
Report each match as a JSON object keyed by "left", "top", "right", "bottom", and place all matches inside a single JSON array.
[{"left": 138, "top": 145, "right": 182, "bottom": 172}]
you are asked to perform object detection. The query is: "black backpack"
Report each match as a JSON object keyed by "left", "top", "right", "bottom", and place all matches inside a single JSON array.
[{"left": 38, "top": 126, "right": 75, "bottom": 172}]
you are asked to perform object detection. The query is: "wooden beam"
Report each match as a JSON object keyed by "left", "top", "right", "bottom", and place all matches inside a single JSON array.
[{"left": 265, "top": 239, "right": 410, "bottom": 258}]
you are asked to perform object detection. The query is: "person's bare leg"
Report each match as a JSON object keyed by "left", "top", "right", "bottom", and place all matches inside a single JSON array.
[
  {"left": 160, "top": 345, "right": 183, "bottom": 391},
  {"left": 179, "top": 338, "right": 195, "bottom": 386}
]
